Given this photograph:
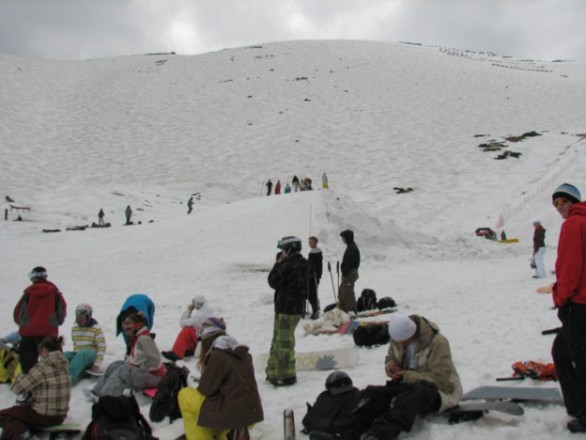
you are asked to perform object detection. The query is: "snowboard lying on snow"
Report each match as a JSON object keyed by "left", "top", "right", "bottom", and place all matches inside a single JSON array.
[
  {"left": 462, "top": 385, "right": 563, "bottom": 404},
  {"left": 255, "top": 347, "right": 360, "bottom": 371},
  {"left": 36, "top": 423, "right": 83, "bottom": 439}
]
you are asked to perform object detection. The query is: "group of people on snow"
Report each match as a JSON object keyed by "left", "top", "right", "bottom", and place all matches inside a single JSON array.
[
  {"left": 265, "top": 172, "right": 329, "bottom": 196},
  {"left": 3, "top": 181, "right": 586, "bottom": 439}
]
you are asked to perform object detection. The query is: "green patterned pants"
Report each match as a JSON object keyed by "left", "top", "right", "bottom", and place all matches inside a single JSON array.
[{"left": 266, "top": 313, "right": 301, "bottom": 380}]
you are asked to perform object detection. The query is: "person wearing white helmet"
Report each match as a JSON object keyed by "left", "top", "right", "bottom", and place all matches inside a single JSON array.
[
  {"left": 360, "top": 314, "right": 462, "bottom": 440},
  {"left": 63, "top": 303, "right": 106, "bottom": 384}
]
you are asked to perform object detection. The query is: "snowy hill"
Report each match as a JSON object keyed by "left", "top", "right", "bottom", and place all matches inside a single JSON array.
[{"left": 1, "top": 40, "right": 585, "bottom": 439}]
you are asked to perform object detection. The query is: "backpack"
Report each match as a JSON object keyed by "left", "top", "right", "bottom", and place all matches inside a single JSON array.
[
  {"left": 149, "top": 364, "right": 189, "bottom": 423},
  {"left": 302, "top": 384, "right": 395, "bottom": 438},
  {"left": 0, "top": 349, "right": 21, "bottom": 383},
  {"left": 512, "top": 361, "right": 557, "bottom": 381},
  {"left": 82, "top": 394, "right": 156, "bottom": 440},
  {"left": 376, "top": 296, "right": 396, "bottom": 310},
  {"left": 356, "top": 289, "right": 377, "bottom": 312},
  {"left": 352, "top": 324, "right": 390, "bottom": 348}
]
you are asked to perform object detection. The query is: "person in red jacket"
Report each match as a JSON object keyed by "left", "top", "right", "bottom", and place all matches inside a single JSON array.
[
  {"left": 13, "top": 267, "right": 67, "bottom": 374},
  {"left": 550, "top": 183, "right": 586, "bottom": 433}
]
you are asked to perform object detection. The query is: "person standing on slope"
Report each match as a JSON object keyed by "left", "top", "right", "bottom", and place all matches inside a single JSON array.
[
  {"left": 550, "top": 183, "right": 586, "bottom": 433},
  {"left": 98, "top": 209, "right": 105, "bottom": 226},
  {"left": 532, "top": 220, "right": 546, "bottom": 278},
  {"left": 266, "top": 236, "right": 309, "bottom": 386},
  {"left": 274, "top": 180, "right": 281, "bottom": 195},
  {"left": 266, "top": 179, "right": 273, "bottom": 196},
  {"left": 13, "top": 267, "right": 67, "bottom": 374},
  {"left": 125, "top": 205, "right": 132, "bottom": 225},
  {"left": 307, "top": 236, "right": 323, "bottom": 320},
  {"left": 187, "top": 196, "right": 194, "bottom": 214},
  {"left": 338, "top": 230, "right": 360, "bottom": 313},
  {"left": 322, "top": 172, "right": 329, "bottom": 189}
]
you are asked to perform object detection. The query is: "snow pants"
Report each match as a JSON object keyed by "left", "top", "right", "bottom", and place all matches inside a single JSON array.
[
  {"left": 534, "top": 246, "right": 546, "bottom": 278},
  {"left": 64, "top": 349, "right": 96, "bottom": 385},
  {"left": 364, "top": 381, "right": 441, "bottom": 439},
  {"left": 308, "top": 277, "right": 320, "bottom": 316},
  {"left": 0, "top": 404, "right": 64, "bottom": 440},
  {"left": 18, "top": 336, "right": 45, "bottom": 374},
  {"left": 178, "top": 388, "right": 230, "bottom": 440},
  {"left": 265, "top": 313, "right": 301, "bottom": 381},
  {"left": 171, "top": 327, "right": 198, "bottom": 358},
  {"left": 552, "top": 302, "right": 586, "bottom": 422},
  {"left": 92, "top": 360, "right": 161, "bottom": 397},
  {"left": 338, "top": 269, "right": 359, "bottom": 313}
]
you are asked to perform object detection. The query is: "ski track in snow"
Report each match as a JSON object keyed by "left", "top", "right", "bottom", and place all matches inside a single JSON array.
[{"left": 0, "top": 40, "right": 585, "bottom": 439}]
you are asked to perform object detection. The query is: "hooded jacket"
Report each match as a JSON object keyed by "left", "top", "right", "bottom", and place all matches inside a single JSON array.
[
  {"left": 12, "top": 350, "right": 71, "bottom": 416},
  {"left": 116, "top": 294, "right": 155, "bottom": 336},
  {"left": 553, "top": 202, "right": 586, "bottom": 307},
  {"left": 13, "top": 280, "right": 67, "bottom": 337},
  {"left": 268, "top": 252, "right": 310, "bottom": 315},
  {"left": 197, "top": 336, "right": 264, "bottom": 430},
  {"left": 340, "top": 230, "right": 360, "bottom": 276},
  {"left": 128, "top": 326, "right": 166, "bottom": 377},
  {"left": 385, "top": 315, "right": 462, "bottom": 412}
]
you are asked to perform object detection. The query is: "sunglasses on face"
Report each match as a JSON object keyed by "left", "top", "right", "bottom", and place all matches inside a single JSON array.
[{"left": 553, "top": 198, "right": 569, "bottom": 208}]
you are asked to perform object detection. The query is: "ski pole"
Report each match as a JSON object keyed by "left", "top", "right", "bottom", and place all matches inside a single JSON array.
[
  {"left": 328, "top": 262, "right": 337, "bottom": 305},
  {"left": 336, "top": 261, "right": 340, "bottom": 296},
  {"left": 541, "top": 327, "right": 561, "bottom": 336},
  {"left": 496, "top": 376, "right": 525, "bottom": 382}
]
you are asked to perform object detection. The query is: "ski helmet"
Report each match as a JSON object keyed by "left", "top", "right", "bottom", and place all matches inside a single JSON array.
[
  {"left": 278, "top": 236, "right": 302, "bottom": 254},
  {"left": 75, "top": 303, "right": 93, "bottom": 319},
  {"left": 29, "top": 266, "right": 47, "bottom": 281},
  {"left": 325, "top": 371, "right": 354, "bottom": 395}
]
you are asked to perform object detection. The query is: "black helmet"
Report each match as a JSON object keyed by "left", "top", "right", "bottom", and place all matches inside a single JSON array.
[
  {"left": 325, "top": 371, "right": 354, "bottom": 395},
  {"left": 278, "top": 236, "right": 302, "bottom": 254},
  {"left": 29, "top": 266, "right": 47, "bottom": 281}
]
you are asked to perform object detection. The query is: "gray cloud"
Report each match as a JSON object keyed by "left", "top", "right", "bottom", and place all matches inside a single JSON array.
[{"left": 0, "top": 0, "right": 584, "bottom": 60}]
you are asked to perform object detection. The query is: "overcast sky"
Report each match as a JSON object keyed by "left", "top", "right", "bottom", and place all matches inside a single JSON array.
[{"left": 0, "top": 0, "right": 584, "bottom": 61}]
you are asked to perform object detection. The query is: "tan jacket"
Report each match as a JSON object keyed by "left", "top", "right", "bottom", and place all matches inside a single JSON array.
[
  {"left": 385, "top": 315, "right": 462, "bottom": 412},
  {"left": 198, "top": 338, "right": 264, "bottom": 430}
]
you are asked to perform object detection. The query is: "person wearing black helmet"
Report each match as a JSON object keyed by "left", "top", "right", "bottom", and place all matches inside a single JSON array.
[
  {"left": 13, "top": 267, "right": 67, "bottom": 373},
  {"left": 266, "top": 236, "right": 310, "bottom": 386}
]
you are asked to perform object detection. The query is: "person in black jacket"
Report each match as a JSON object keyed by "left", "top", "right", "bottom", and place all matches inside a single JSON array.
[
  {"left": 266, "top": 236, "right": 309, "bottom": 386},
  {"left": 307, "top": 236, "right": 323, "bottom": 319},
  {"left": 339, "top": 230, "right": 360, "bottom": 312}
]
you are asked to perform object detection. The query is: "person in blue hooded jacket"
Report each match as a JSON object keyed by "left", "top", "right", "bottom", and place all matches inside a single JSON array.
[{"left": 116, "top": 294, "right": 155, "bottom": 355}]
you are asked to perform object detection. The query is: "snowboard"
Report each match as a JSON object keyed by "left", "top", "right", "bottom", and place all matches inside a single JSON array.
[
  {"left": 255, "top": 347, "right": 360, "bottom": 371},
  {"left": 462, "top": 386, "right": 563, "bottom": 404},
  {"left": 349, "top": 307, "right": 397, "bottom": 320},
  {"left": 446, "top": 401, "right": 524, "bottom": 424},
  {"left": 38, "top": 423, "right": 82, "bottom": 439},
  {"left": 83, "top": 368, "right": 104, "bottom": 377}
]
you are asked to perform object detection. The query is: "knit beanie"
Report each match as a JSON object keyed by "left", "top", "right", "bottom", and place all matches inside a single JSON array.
[
  {"left": 552, "top": 183, "right": 581, "bottom": 204},
  {"left": 388, "top": 314, "right": 417, "bottom": 342},
  {"left": 200, "top": 317, "right": 226, "bottom": 339},
  {"left": 192, "top": 295, "right": 207, "bottom": 308}
]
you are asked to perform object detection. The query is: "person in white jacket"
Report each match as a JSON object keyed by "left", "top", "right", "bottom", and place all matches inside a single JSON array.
[{"left": 162, "top": 295, "right": 213, "bottom": 361}]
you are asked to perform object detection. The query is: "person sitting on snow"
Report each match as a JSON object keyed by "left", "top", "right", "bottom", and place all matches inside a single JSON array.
[
  {"left": 161, "top": 295, "right": 214, "bottom": 362},
  {"left": 63, "top": 303, "right": 106, "bottom": 384},
  {"left": 116, "top": 293, "right": 155, "bottom": 356},
  {"left": 178, "top": 317, "right": 264, "bottom": 439}
]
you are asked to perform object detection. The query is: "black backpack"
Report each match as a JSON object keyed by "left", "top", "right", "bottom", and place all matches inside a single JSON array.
[
  {"left": 356, "top": 289, "right": 377, "bottom": 312},
  {"left": 149, "top": 364, "right": 189, "bottom": 423},
  {"left": 302, "top": 387, "right": 360, "bottom": 434},
  {"left": 377, "top": 296, "right": 396, "bottom": 310},
  {"left": 82, "top": 394, "right": 156, "bottom": 440},
  {"left": 352, "top": 323, "right": 390, "bottom": 348}
]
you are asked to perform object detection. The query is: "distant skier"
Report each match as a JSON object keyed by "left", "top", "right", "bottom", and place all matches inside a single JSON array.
[
  {"left": 284, "top": 183, "right": 292, "bottom": 194},
  {"left": 304, "top": 177, "right": 313, "bottom": 190},
  {"left": 274, "top": 180, "right": 281, "bottom": 195},
  {"left": 98, "top": 209, "right": 105, "bottom": 226},
  {"left": 322, "top": 172, "right": 329, "bottom": 189},
  {"left": 292, "top": 175, "right": 300, "bottom": 192},
  {"left": 125, "top": 205, "right": 132, "bottom": 225},
  {"left": 266, "top": 179, "right": 273, "bottom": 196},
  {"left": 187, "top": 196, "right": 194, "bottom": 214},
  {"left": 532, "top": 220, "right": 546, "bottom": 278},
  {"left": 339, "top": 230, "right": 360, "bottom": 313}
]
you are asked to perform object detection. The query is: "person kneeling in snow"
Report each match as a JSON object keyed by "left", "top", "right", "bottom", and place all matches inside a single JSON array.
[
  {"left": 63, "top": 303, "right": 106, "bottom": 384},
  {"left": 360, "top": 314, "right": 462, "bottom": 440},
  {"left": 162, "top": 295, "right": 213, "bottom": 362},
  {"left": 178, "top": 317, "right": 264, "bottom": 440},
  {"left": 0, "top": 336, "right": 71, "bottom": 440},
  {"left": 88, "top": 312, "right": 165, "bottom": 400}
]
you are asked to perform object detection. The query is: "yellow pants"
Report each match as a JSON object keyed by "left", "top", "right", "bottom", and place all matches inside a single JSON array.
[{"left": 178, "top": 388, "right": 230, "bottom": 440}]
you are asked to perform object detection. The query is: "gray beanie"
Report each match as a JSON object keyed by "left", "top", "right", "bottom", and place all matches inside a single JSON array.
[{"left": 552, "top": 183, "right": 581, "bottom": 204}]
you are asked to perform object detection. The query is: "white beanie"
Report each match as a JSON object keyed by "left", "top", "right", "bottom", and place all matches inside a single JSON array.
[
  {"left": 388, "top": 314, "right": 417, "bottom": 342},
  {"left": 192, "top": 294, "right": 207, "bottom": 307}
]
